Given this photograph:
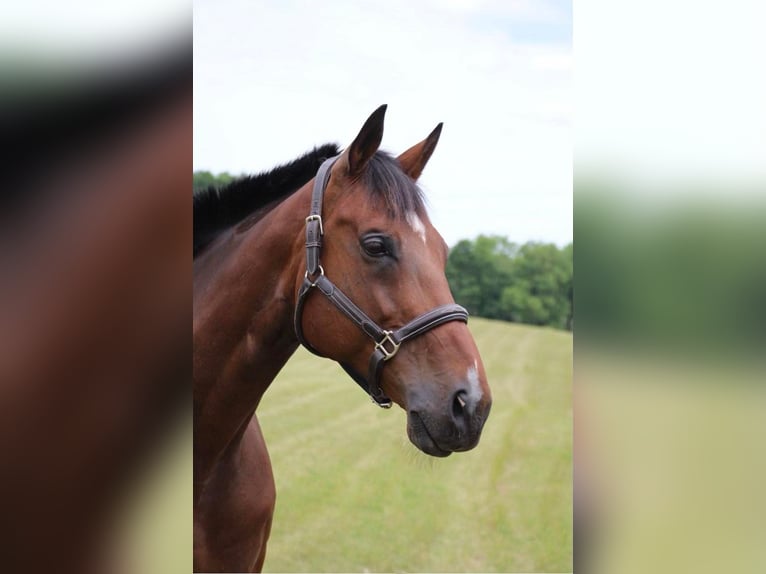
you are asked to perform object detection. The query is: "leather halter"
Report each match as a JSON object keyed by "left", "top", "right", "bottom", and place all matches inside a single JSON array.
[{"left": 294, "top": 155, "right": 469, "bottom": 408}]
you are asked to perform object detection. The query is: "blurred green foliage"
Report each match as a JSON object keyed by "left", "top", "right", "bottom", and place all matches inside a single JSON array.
[
  {"left": 575, "top": 181, "right": 766, "bottom": 359},
  {"left": 447, "top": 235, "right": 573, "bottom": 330}
]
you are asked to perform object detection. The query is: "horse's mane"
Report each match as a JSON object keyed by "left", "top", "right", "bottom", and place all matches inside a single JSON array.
[
  {"left": 194, "top": 144, "right": 340, "bottom": 257},
  {"left": 193, "top": 144, "right": 426, "bottom": 258}
]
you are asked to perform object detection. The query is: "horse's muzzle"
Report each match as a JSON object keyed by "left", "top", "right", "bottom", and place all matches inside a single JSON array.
[{"left": 406, "top": 391, "right": 490, "bottom": 457}]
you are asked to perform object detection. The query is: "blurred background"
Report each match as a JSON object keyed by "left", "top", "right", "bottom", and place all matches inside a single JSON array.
[{"left": 575, "top": 1, "right": 766, "bottom": 573}]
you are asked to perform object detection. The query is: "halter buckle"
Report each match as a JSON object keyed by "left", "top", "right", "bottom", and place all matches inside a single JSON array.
[
  {"left": 304, "top": 265, "right": 324, "bottom": 285},
  {"left": 372, "top": 395, "right": 393, "bottom": 409},
  {"left": 375, "top": 331, "right": 400, "bottom": 361},
  {"left": 305, "top": 214, "right": 323, "bottom": 235}
]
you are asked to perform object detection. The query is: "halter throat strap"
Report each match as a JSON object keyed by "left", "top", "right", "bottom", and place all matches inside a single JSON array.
[{"left": 294, "top": 156, "right": 469, "bottom": 408}]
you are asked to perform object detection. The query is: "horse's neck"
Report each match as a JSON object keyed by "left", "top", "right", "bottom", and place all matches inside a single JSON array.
[{"left": 193, "top": 184, "right": 309, "bottom": 479}]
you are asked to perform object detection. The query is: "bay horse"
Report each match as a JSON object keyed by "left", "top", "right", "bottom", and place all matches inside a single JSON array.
[{"left": 193, "top": 105, "right": 492, "bottom": 572}]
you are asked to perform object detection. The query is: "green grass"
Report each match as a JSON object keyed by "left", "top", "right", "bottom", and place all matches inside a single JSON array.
[
  {"left": 259, "top": 318, "right": 572, "bottom": 573},
  {"left": 122, "top": 318, "right": 570, "bottom": 573}
]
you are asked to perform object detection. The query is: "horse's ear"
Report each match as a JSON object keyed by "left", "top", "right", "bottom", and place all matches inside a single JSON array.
[
  {"left": 397, "top": 122, "right": 443, "bottom": 181},
  {"left": 345, "top": 104, "right": 387, "bottom": 176}
]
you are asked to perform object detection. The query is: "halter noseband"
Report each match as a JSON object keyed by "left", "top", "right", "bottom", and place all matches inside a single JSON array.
[{"left": 294, "top": 156, "right": 469, "bottom": 408}]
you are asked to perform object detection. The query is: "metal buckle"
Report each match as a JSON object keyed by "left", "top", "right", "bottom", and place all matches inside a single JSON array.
[
  {"left": 305, "top": 214, "right": 323, "bottom": 235},
  {"left": 304, "top": 265, "right": 324, "bottom": 284},
  {"left": 375, "top": 331, "right": 400, "bottom": 360},
  {"left": 372, "top": 395, "right": 393, "bottom": 409}
]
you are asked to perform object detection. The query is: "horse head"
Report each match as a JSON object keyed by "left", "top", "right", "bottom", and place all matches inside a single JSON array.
[{"left": 295, "top": 106, "right": 492, "bottom": 457}]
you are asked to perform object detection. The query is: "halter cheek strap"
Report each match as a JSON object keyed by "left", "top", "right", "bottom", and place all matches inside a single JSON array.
[{"left": 294, "top": 156, "right": 469, "bottom": 408}]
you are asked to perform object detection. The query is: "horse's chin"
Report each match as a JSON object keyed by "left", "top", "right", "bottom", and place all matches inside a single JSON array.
[{"left": 406, "top": 412, "right": 453, "bottom": 458}]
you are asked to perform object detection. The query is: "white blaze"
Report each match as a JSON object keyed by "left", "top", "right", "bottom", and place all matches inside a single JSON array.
[
  {"left": 466, "top": 360, "right": 483, "bottom": 406},
  {"left": 406, "top": 211, "right": 427, "bottom": 244}
]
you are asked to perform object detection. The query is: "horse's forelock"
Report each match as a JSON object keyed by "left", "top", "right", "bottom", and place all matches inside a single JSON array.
[{"left": 361, "top": 151, "right": 426, "bottom": 218}]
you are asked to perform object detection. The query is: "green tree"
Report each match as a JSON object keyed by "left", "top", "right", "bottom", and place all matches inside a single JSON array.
[
  {"left": 446, "top": 236, "right": 573, "bottom": 330},
  {"left": 446, "top": 235, "right": 517, "bottom": 318},
  {"left": 500, "top": 242, "right": 572, "bottom": 329},
  {"left": 193, "top": 171, "right": 235, "bottom": 193}
]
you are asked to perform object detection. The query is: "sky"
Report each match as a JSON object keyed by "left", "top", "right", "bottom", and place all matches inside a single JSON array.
[
  {"left": 575, "top": 0, "right": 766, "bottom": 193},
  {"left": 193, "top": 0, "right": 572, "bottom": 247}
]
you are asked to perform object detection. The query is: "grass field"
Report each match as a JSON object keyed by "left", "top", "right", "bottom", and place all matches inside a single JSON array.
[
  {"left": 259, "top": 318, "right": 572, "bottom": 573},
  {"left": 122, "top": 318, "right": 570, "bottom": 573}
]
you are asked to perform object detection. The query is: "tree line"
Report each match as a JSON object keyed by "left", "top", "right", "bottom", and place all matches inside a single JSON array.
[
  {"left": 193, "top": 172, "right": 573, "bottom": 330},
  {"left": 446, "top": 236, "right": 572, "bottom": 330},
  {"left": 194, "top": 171, "right": 235, "bottom": 193}
]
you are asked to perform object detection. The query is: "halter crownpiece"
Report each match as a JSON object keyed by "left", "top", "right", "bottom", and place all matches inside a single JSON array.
[{"left": 294, "top": 156, "right": 469, "bottom": 408}]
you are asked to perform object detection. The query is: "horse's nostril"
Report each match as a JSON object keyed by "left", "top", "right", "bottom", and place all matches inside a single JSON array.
[{"left": 452, "top": 390, "right": 468, "bottom": 420}]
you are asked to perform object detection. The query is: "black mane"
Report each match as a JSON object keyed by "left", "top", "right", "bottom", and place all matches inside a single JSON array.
[
  {"left": 193, "top": 144, "right": 426, "bottom": 258},
  {"left": 194, "top": 144, "right": 340, "bottom": 257}
]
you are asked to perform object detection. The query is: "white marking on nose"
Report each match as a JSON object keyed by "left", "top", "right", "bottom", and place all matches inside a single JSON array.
[
  {"left": 406, "top": 211, "right": 427, "bottom": 244},
  {"left": 466, "top": 362, "right": 483, "bottom": 406}
]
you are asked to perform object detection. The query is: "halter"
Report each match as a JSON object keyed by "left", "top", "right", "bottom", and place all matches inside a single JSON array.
[{"left": 294, "top": 156, "right": 469, "bottom": 408}]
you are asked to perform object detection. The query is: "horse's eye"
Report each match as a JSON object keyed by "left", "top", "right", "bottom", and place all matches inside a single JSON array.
[{"left": 362, "top": 237, "right": 389, "bottom": 258}]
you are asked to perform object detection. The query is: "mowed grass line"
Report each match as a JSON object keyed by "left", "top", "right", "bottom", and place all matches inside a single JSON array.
[{"left": 259, "top": 318, "right": 572, "bottom": 573}]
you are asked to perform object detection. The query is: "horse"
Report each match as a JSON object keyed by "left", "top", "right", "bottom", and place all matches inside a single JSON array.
[
  {"left": 193, "top": 105, "right": 492, "bottom": 572},
  {"left": 0, "top": 48, "right": 191, "bottom": 574}
]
